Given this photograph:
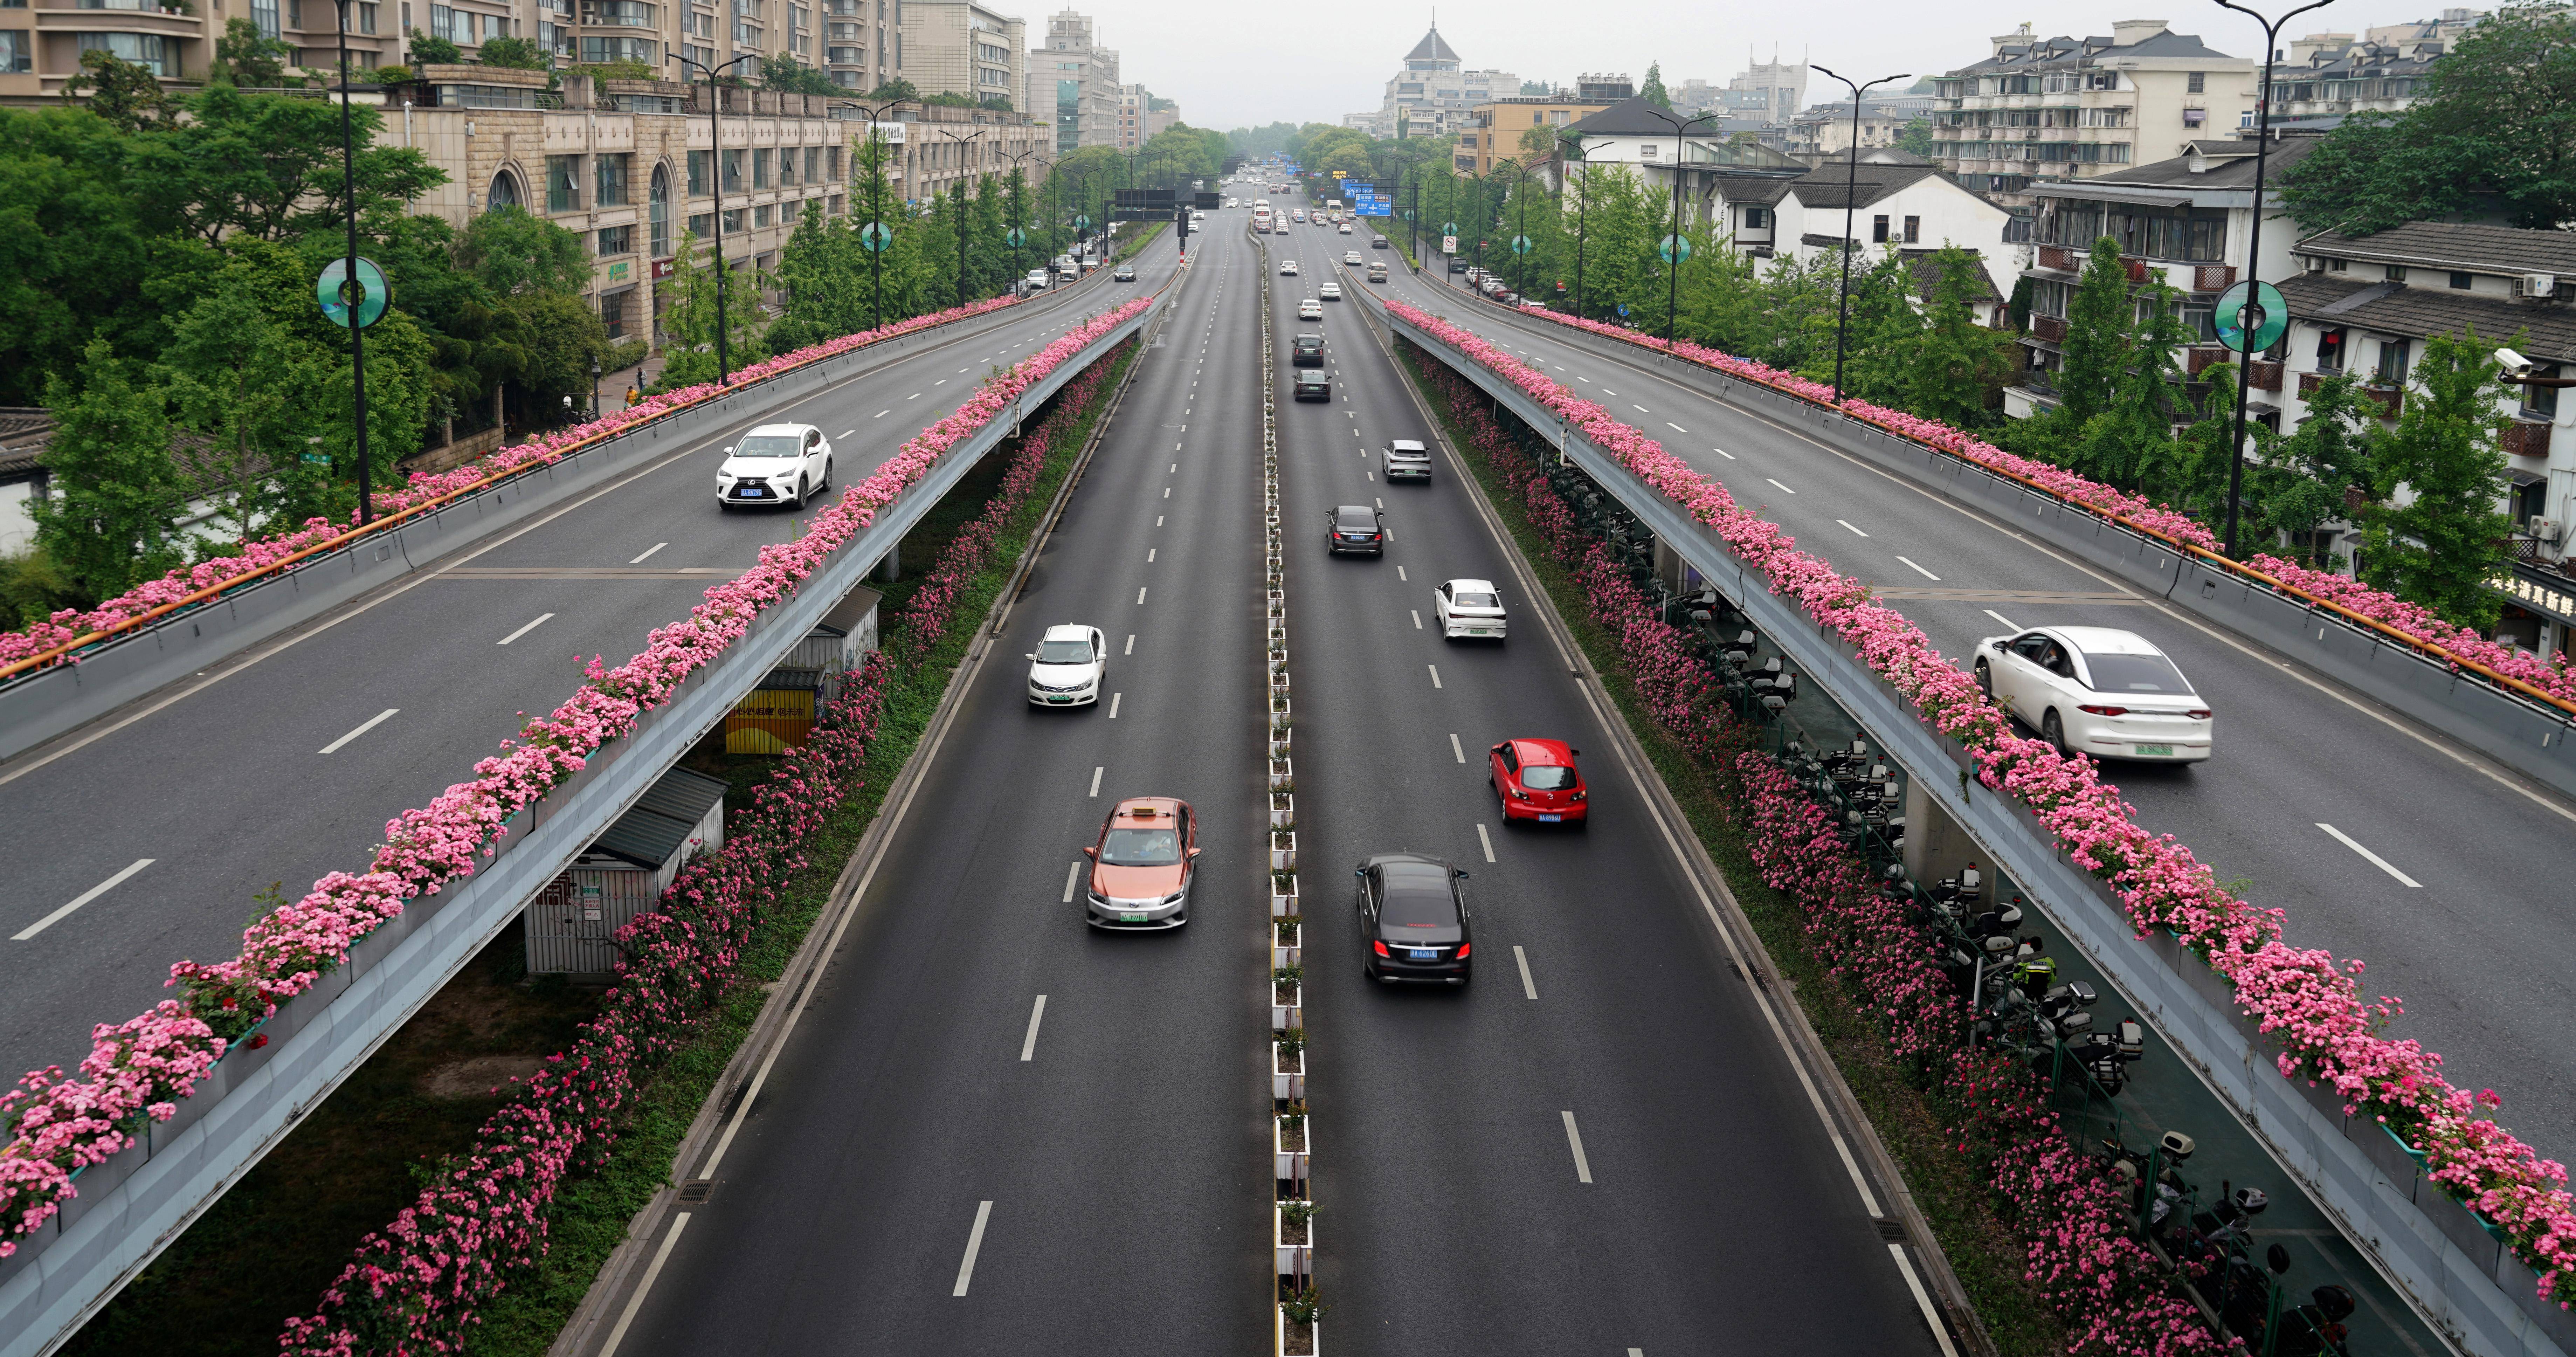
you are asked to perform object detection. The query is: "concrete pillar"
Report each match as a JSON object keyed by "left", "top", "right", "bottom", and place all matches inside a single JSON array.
[
  {"left": 874, "top": 545, "right": 901, "bottom": 583},
  {"left": 1902, "top": 774, "right": 1983, "bottom": 893}
]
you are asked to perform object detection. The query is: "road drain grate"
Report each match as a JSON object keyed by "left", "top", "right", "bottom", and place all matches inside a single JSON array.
[
  {"left": 677, "top": 1179, "right": 714, "bottom": 1205},
  {"left": 1874, "top": 1218, "right": 1907, "bottom": 1242}
]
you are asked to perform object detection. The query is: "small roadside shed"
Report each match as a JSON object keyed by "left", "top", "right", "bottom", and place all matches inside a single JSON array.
[{"left": 524, "top": 765, "right": 729, "bottom": 977}]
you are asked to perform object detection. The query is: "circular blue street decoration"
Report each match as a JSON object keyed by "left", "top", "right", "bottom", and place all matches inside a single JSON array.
[
  {"left": 316, "top": 257, "right": 389, "bottom": 329},
  {"left": 1658, "top": 234, "right": 1692, "bottom": 264},
  {"left": 1511, "top": 234, "right": 1533, "bottom": 255},
  {"left": 2215, "top": 280, "right": 2288, "bottom": 354},
  {"left": 859, "top": 222, "right": 893, "bottom": 253}
]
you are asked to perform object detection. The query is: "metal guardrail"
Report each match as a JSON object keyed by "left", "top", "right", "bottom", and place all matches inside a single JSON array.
[
  {"left": 1386, "top": 304, "right": 2575, "bottom": 1357},
  {"left": 0, "top": 295, "right": 1160, "bottom": 1357},
  {"left": 1439, "top": 295, "right": 2576, "bottom": 802}
]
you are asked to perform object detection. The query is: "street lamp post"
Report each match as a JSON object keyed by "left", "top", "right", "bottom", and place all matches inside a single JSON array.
[
  {"left": 1813, "top": 65, "right": 1911, "bottom": 402},
  {"left": 1001, "top": 146, "right": 1046, "bottom": 286},
  {"left": 830, "top": 98, "right": 902, "bottom": 332},
  {"left": 669, "top": 51, "right": 758, "bottom": 385},
  {"left": 591, "top": 355, "right": 602, "bottom": 417},
  {"left": 1634, "top": 106, "right": 1719, "bottom": 344},
  {"left": 2214, "top": 0, "right": 2335, "bottom": 557},
  {"left": 1558, "top": 131, "right": 1589, "bottom": 321},
  {"left": 935, "top": 126, "right": 980, "bottom": 310},
  {"left": 330, "top": 0, "right": 373, "bottom": 522}
]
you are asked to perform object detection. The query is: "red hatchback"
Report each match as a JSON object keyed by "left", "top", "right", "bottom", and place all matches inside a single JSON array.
[{"left": 1489, "top": 739, "right": 1588, "bottom": 825}]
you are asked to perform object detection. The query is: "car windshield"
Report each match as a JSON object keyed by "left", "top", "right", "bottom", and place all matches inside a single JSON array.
[
  {"left": 1099, "top": 827, "right": 1181, "bottom": 866},
  {"left": 1037, "top": 638, "right": 1091, "bottom": 663},
  {"left": 735, "top": 435, "right": 801, "bottom": 457},
  {"left": 1453, "top": 592, "right": 1499, "bottom": 609},
  {"left": 2083, "top": 651, "right": 2192, "bottom": 694},
  {"left": 1380, "top": 882, "right": 1458, "bottom": 929},
  {"left": 1521, "top": 764, "right": 1575, "bottom": 790}
]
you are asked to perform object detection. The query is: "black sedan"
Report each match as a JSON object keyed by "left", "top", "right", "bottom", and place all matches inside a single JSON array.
[
  {"left": 1325, "top": 503, "right": 1382, "bottom": 554},
  {"left": 1293, "top": 369, "right": 1332, "bottom": 402},
  {"left": 1355, "top": 853, "right": 1472, "bottom": 985}
]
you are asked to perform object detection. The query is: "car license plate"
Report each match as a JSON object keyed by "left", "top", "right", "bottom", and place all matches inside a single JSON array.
[
  {"left": 1538, "top": 814, "right": 1562, "bottom": 822},
  {"left": 1121, "top": 912, "right": 1148, "bottom": 922},
  {"left": 1050, "top": 696, "right": 1072, "bottom": 704},
  {"left": 2135, "top": 743, "right": 2174, "bottom": 757},
  {"left": 1409, "top": 948, "right": 1438, "bottom": 960},
  {"left": 739, "top": 488, "right": 766, "bottom": 497}
]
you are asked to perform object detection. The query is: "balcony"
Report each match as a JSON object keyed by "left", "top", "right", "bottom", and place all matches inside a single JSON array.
[
  {"left": 2183, "top": 345, "right": 2230, "bottom": 378},
  {"left": 2249, "top": 359, "right": 2283, "bottom": 392},
  {"left": 2362, "top": 383, "right": 2404, "bottom": 419},
  {"left": 2123, "top": 257, "right": 2150, "bottom": 284},
  {"left": 2504, "top": 418, "right": 2553, "bottom": 459},
  {"left": 2038, "top": 244, "right": 2076, "bottom": 272},
  {"left": 2192, "top": 263, "right": 2236, "bottom": 292},
  {"left": 2030, "top": 314, "right": 2069, "bottom": 343},
  {"left": 2297, "top": 369, "right": 2337, "bottom": 400}
]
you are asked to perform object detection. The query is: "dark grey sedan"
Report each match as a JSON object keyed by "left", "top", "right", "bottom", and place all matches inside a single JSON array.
[{"left": 1355, "top": 853, "right": 1472, "bottom": 985}]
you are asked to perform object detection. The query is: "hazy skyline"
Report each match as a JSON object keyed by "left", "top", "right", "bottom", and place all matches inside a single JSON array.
[{"left": 1081, "top": 0, "right": 2462, "bottom": 132}]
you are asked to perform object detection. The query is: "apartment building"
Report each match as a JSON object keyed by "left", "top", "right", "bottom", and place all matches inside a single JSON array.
[
  {"left": 1025, "top": 6, "right": 1117, "bottom": 151},
  {"left": 1728, "top": 53, "right": 1807, "bottom": 123},
  {"left": 1458, "top": 93, "right": 1617, "bottom": 176},
  {"left": 2257, "top": 13, "right": 2477, "bottom": 126},
  {"left": 1703, "top": 156, "right": 2013, "bottom": 318},
  {"left": 883, "top": 94, "right": 1046, "bottom": 201},
  {"left": 893, "top": 0, "right": 1020, "bottom": 106},
  {"left": 2005, "top": 135, "right": 2315, "bottom": 416},
  {"left": 1345, "top": 24, "right": 1516, "bottom": 140},
  {"left": 1785, "top": 102, "right": 1913, "bottom": 159},
  {"left": 1928, "top": 19, "right": 2253, "bottom": 208}
]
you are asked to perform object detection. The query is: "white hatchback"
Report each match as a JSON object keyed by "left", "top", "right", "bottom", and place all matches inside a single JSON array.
[
  {"left": 1433, "top": 579, "right": 1506, "bottom": 641},
  {"left": 1972, "top": 625, "right": 2214, "bottom": 761},
  {"left": 1383, "top": 439, "right": 1431, "bottom": 481},
  {"left": 717, "top": 423, "right": 833, "bottom": 508},
  {"left": 1027, "top": 624, "right": 1107, "bottom": 707}
]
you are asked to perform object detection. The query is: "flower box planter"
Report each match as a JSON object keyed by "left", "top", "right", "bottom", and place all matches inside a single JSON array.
[
  {"left": 1269, "top": 759, "right": 1293, "bottom": 789},
  {"left": 1272, "top": 980, "right": 1302, "bottom": 1030},
  {"left": 1272, "top": 1040, "right": 1305, "bottom": 1101},
  {"left": 1274, "top": 1202, "right": 1314, "bottom": 1280},
  {"left": 1276, "top": 1306, "right": 1319, "bottom": 1357},
  {"left": 1269, "top": 807, "right": 1296, "bottom": 829},
  {"left": 1273, "top": 941, "right": 1301, "bottom": 969},
  {"left": 1274, "top": 1115, "right": 1311, "bottom": 1193}
]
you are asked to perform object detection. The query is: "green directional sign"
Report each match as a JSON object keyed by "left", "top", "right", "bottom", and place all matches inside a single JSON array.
[
  {"left": 859, "top": 221, "right": 893, "bottom": 253},
  {"left": 2215, "top": 279, "right": 2287, "bottom": 354},
  {"left": 316, "top": 257, "right": 388, "bottom": 329},
  {"left": 1658, "top": 234, "right": 1692, "bottom": 264}
]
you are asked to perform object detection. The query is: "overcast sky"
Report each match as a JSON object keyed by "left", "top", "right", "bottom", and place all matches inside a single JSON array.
[{"left": 1079, "top": 0, "right": 2448, "bottom": 132}]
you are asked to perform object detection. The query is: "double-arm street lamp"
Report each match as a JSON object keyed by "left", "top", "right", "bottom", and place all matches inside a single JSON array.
[
  {"left": 329, "top": 0, "right": 374, "bottom": 521},
  {"left": 830, "top": 98, "right": 903, "bottom": 332},
  {"left": 2213, "top": 0, "right": 2335, "bottom": 556},
  {"left": 1813, "top": 64, "right": 1911, "bottom": 402},
  {"left": 1632, "top": 105, "right": 1720, "bottom": 344},
  {"left": 1557, "top": 131, "right": 1589, "bottom": 320},
  {"left": 934, "top": 125, "right": 981, "bottom": 310},
  {"left": 1000, "top": 145, "right": 1048, "bottom": 286},
  {"left": 669, "top": 51, "right": 759, "bottom": 386}
]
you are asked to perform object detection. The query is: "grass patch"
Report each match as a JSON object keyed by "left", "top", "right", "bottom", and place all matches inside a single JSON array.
[
  {"left": 1393, "top": 344, "right": 2063, "bottom": 1357},
  {"left": 63, "top": 342, "right": 1138, "bottom": 1357}
]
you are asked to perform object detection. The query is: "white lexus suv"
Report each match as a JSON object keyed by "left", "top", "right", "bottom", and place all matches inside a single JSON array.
[{"left": 717, "top": 423, "right": 833, "bottom": 509}]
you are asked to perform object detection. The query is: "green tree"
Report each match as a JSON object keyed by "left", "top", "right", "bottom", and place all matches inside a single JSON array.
[
  {"left": 761, "top": 53, "right": 836, "bottom": 95},
  {"left": 866, "top": 77, "right": 918, "bottom": 101},
  {"left": 406, "top": 28, "right": 462, "bottom": 65},
  {"left": 212, "top": 17, "right": 298, "bottom": 88},
  {"left": 454, "top": 204, "right": 591, "bottom": 296},
  {"left": 33, "top": 341, "right": 187, "bottom": 602},
  {"left": 2282, "top": 3, "right": 2576, "bottom": 233},
  {"left": 1895, "top": 117, "right": 1935, "bottom": 158},
  {"left": 1895, "top": 246, "right": 2014, "bottom": 426},
  {"left": 2053, "top": 235, "right": 2133, "bottom": 429},
  {"left": 2255, "top": 370, "right": 2379, "bottom": 565},
  {"left": 655, "top": 228, "right": 768, "bottom": 389},
  {"left": 768, "top": 200, "right": 869, "bottom": 351},
  {"left": 0, "top": 106, "right": 172, "bottom": 406},
  {"left": 2358, "top": 331, "right": 2513, "bottom": 627},
  {"left": 129, "top": 85, "right": 445, "bottom": 246},
  {"left": 1639, "top": 62, "right": 1672, "bottom": 110},
  {"left": 2073, "top": 277, "right": 2194, "bottom": 489},
  {"left": 476, "top": 35, "right": 550, "bottom": 70},
  {"left": 61, "top": 50, "right": 178, "bottom": 133}
]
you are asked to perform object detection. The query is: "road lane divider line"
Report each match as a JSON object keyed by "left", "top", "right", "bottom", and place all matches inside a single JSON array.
[
  {"left": 1019, "top": 996, "right": 1048, "bottom": 1061},
  {"left": 1450, "top": 733, "right": 1465, "bottom": 763},
  {"left": 594, "top": 1211, "right": 689, "bottom": 1357},
  {"left": 1089, "top": 766, "right": 1104, "bottom": 797},
  {"left": 2318, "top": 823, "right": 2424, "bottom": 888},
  {"left": 1561, "top": 1111, "right": 1593, "bottom": 1183},
  {"left": 1477, "top": 824, "right": 1495, "bottom": 862},
  {"left": 13, "top": 858, "right": 155, "bottom": 941},
  {"left": 1514, "top": 944, "right": 1537, "bottom": 999},
  {"left": 318, "top": 708, "right": 400, "bottom": 754},
  {"left": 1896, "top": 556, "right": 1942, "bottom": 581},
  {"left": 1712, "top": 447, "right": 1736, "bottom": 460},
  {"left": 1765, "top": 477, "right": 1797, "bottom": 495},
  {"left": 1124, "top": 633, "right": 1135, "bottom": 654},
  {"left": 628, "top": 542, "right": 669, "bottom": 564},
  {"left": 1411, "top": 610, "right": 1423, "bottom": 629},
  {"left": 1984, "top": 609, "right": 2020, "bottom": 632},
  {"left": 1427, "top": 664, "right": 1442, "bottom": 689},
  {"left": 1062, "top": 861, "right": 1082, "bottom": 902},
  {"left": 1109, "top": 692, "right": 1122, "bottom": 718},
  {"left": 496, "top": 612, "right": 556, "bottom": 646},
  {"left": 1836, "top": 520, "right": 1870, "bottom": 538},
  {"left": 1137, "top": 586, "right": 1149, "bottom": 604},
  {"left": 952, "top": 1200, "right": 994, "bottom": 1296}
]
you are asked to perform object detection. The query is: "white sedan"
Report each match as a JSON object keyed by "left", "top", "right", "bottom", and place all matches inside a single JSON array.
[
  {"left": 1972, "top": 625, "right": 2213, "bottom": 761},
  {"left": 717, "top": 422, "right": 833, "bottom": 508},
  {"left": 1319, "top": 282, "right": 1342, "bottom": 301},
  {"left": 1027, "top": 624, "right": 1107, "bottom": 707},
  {"left": 1344, "top": 250, "right": 1363, "bottom": 265},
  {"left": 1433, "top": 579, "right": 1507, "bottom": 641},
  {"left": 1280, "top": 259, "right": 1300, "bottom": 275},
  {"left": 1298, "top": 298, "right": 1323, "bottom": 320}
]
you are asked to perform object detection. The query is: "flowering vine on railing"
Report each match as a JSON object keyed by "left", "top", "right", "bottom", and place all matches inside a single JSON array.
[
  {"left": 0, "top": 296, "right": 1152, "bottom": 1264},
  {"left": 1390, "top": 298, "right": 2576, "bottom": 1309},
  {"left": 1505, "top": 299, "right": 2576, "bottom": 709},
  {"left": 273, "top": 349, "right": 1127, "bottom": 1354},
  {"left": 0, "top": 295, "right": 1023, "bottom": 674}
]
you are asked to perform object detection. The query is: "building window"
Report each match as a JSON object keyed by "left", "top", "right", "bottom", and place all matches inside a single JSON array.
[
  {"left": 547, "top": 154, "right": 581, "bottom": 212},
  {"left": 1902, "top": 215, "right": 1920, "bottom": 244},
  {"left": 2450, "top": 270, "right": 2473, "bottom": 290},
  {"left": 687, "top": 211, "right": 713, "bottom": 238},
  {"left": 2328, "top": 257, "right": 2348, "bottom": 272},
  {"left": 2375, "top": 338, "right": 2411, "bottom": 384},
  {"left": 580, "top": 35, "right": 654, "bottom": 62},
  {"left": 752, "top": 203, "right": 773, "bottom": 227},
  {"left": 721, "top": 207, "right": 745, "bottom": 232},
  {"left": 594, "top": 152, "right": 629, "bottom": 207},
  {"left": 1743, "top": 206, "right": 1767, "bottom": 230},
  {"left": 487, "top": 168, "right": 523, "bottom": 211},
  {"left": 688, "top": 149, "right": 709, "bottom": 197},
  {"left": 359, "top": 2, "right": 377, "bottom": 32},
  {"left": 78, "top": 31, "right": 168, "bottom": 73},
  {"left": 778, "top": 147, "right": 797, "bottom": 185},
  {"left": 753, "top": 148, "right": 772, "bottom": 188},
  {"left": 804, "top": 146, "right": 821, "bottom": 181},
  {"left": 601, "top": 290, "right": 628, "bottom": 338},
  {"left": 2187, "top": 71, "right": 2205, "bottom": 93},
  {"left": 1872, "top": 214, "right": 1889, "bottom": 243},
  {"left": 598, "top": 224, "right": 633, "bottom": 255},
  {"left": 2385, "top": 264, "right": 2407, "bottom": 282},
  {"left": 648, "top": 165, "right": 670, "bottom": 255},
  {"left": 0, "top": 30, "right": 27, "bottom": 73},
  {"left": 2315, "top": 326, "right": 2345, "bottom": 373},
  {"left": 721, "top": 148, "right": 743, "bottom": 193}
]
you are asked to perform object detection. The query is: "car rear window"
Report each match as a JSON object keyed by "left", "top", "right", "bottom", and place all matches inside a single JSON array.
[
  {"left": 1294, "top": 335, "right": 1322, "bottom": 349},
  {"left": 2083, "top": 652, "right": 2191, "bottom": 694},
  {"left": 1453, "top": 592, "right": 1498, "bottom": 609},
  {"left": 1521, "top": 765, "right": 1575, "bottom": 790},
  {"left": 1100, "top": 828, "right": 1180, "bottom": 865},
  {"left": 1335, "top": 508, "right": 1374, "bottom": 528},
  {"left": 1380, "top": 883, "right": 1457, "bottom": 928}
]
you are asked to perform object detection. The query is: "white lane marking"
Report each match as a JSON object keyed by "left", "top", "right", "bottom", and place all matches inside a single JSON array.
[
  {"left": 596, "top": 1212, "right": 691, "bottom": 1357},
  {"left": 1477, "top": 823, "right": 1496, "bottom": 862},
  {"left": 1515, "top": 945, "right": 1538, "bottom": 999},
  {"left": 1366, "top": 470, "right": 1374, "bottom": 480},
  {"left": 1124, "top": 634, "right": 1135, "bottom": 655},
  {"left": 1396, "top": 566, "right": 1407, "bottom": 581},
  {"left": 1109, "top": 692, "right": 1122, "bottom": 718},
  {"left": 1765, "top": 477, "right": 1797, "bottom": 495},
  {"left": 2318, "top": 823, "right": 2424, "bottom": 888},
  {"left": 1375, "top": 497, "right": 1384, "bottom": 509},
  {"left": 1450, "top": 733, "right": 1465, "bottom": 763},
  {"left": 1164, "top": 487, "right": 1170, "bottom": 498},
  {"left": 1576, "top": 375, "right": 1591, "bottom": 383},
  {"left": 318, "top": 708, "right": 400, "bottom": 754},
  {"left": 953, "top": 1200, "right": 995, "bottom": 1296},
  {"left": 906, "top": 392, "right": 921, "bottom": 400},
  {"left": 1835, "top": 520, "right": 1870, "bottom": 538},
  {"left": 1147, "top": 548, "right": 1156, "bottom": 563},
  {"left": 1089, "top": 766, "right": 1104, "bottom": 797},
  {"left": 14, "top": 858, "right": 155, "bottom": 941},
  {"left": 1984, "top": 609, "right": 2021, "bottom": 632},
  {"left": 1427, "top": 665, "right": 1442, "bottom": 689},
  {"left": 1411, "top": 610, "right": 1423, "bottom": 629},
  {"left": 875, "top": 409, "right": 891, "bottom": 418},
  {"left": 838, "top": 429, "right": 855, "bottom": 438},
  {"left": 496, "top": 612, "right": 556, "bottom": 646},
  {"left": 629, "top": 542, "right": 669, "bottom": 564},
  {"left": 1169, "top": 463, "right": 1178, "bottom": 473},
  {"left": 1896, "top": 556, "right": 1942, "bottom": 581},
  {"left": 934, "top": 379, "right": 948, "bottom": 386},
  {"left": 1019, "top": 996, "right": 1048, "bottom": 1061},
  {"left": 1712, "top": 447, "right": 1736, "bottom": 460},
  {"left": 1155, "top": 516, "right": 1163, "bottom": 528},
  {"left": 1633, "top": 404, "right": 1650, "bottom": 414},
  {"left": 1137, "top": 586, "right": 1148, "bottom": 605},
  {"left": 1561, "top": 1111, "right": 1594, "bottom": 1183},
  {"left": 1062, "top": 861, "right": 1082, "bottom": 903},
  {"left": 1891, "top": 1244, "right": 1964, "bottom": 1357}
]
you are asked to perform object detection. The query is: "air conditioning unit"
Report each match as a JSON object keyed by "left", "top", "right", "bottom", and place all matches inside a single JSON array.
[
  {"left": 2520, "top": 271, "right": 2557, "bottom": 298},
  {"left": 2532, "top": 516, "right": 2565, "bottom": 545}
]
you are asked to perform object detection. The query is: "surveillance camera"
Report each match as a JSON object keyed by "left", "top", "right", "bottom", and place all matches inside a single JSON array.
[{"left": 2497, "top": 347, "right": 2534, "bottom": 378}]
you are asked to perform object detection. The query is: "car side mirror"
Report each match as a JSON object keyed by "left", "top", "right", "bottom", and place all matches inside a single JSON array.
[
  {"left": 1989, "top": 640, "right": 2005, "bottom": 653},
  {"left": 722, "top": 445, "right": 735, "bottom": 456},
  {"left": 1188, "top": 847, "right": 1202, "bottom": 859},
  {"left": 1081, "top": 846, "right": 1096, "bottom": 857},
  {"left": 1353, "top": 868, "right": 1366, "bottom": 877},
  {"left": 1024, "top": 653, "right": 1037, "bottom": 661},
  {"left": 1570, "top": 749, "right": 1581, "bottom": 756},
  {"left": 1453, "top": 869, "right": 1470, "bottom": 879}
]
